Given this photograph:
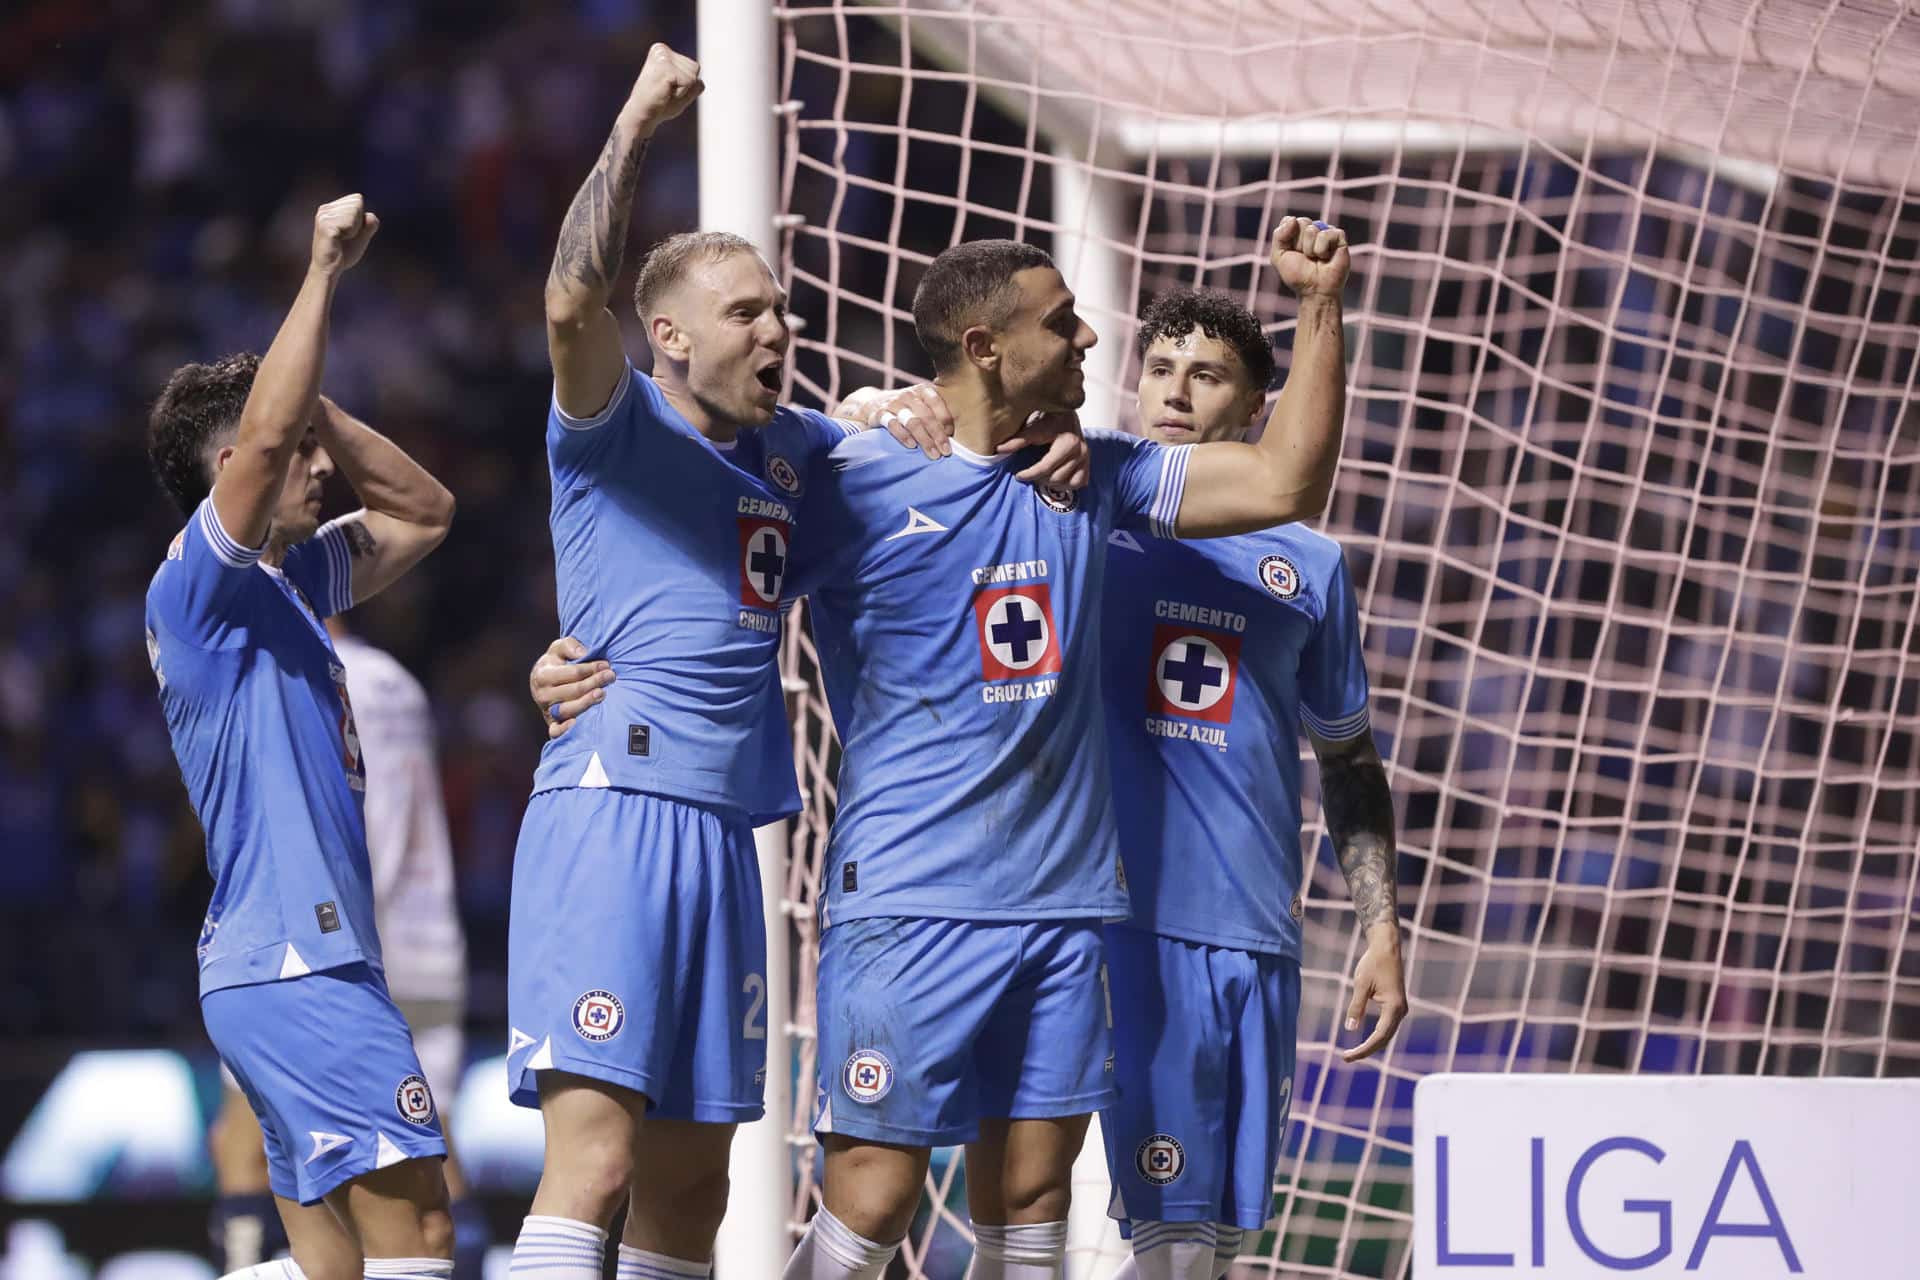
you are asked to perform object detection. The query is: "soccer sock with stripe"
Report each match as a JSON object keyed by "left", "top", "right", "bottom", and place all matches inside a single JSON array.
[
  {"left": 1211, "top": 1225, "right": 1244, "bottom": 1278},
  {"left": 781, "top": 1205, "right": 899, "bottom": 1279},
  {"left": 509, "top": 1214, "right": 607, "bottom": 1278},
  {"left": 362, "top": 1261, "right": 454, "bottom": 1280},
  {"left": 968, "top": 1220, "right": 1067, "bottom": 1278},
  {"left": 616, "top": 1243, "right": 711, "bottom": 1279},
  {"left": 1116, "top": 1219, "right": 1219, "bottom": 1279}
]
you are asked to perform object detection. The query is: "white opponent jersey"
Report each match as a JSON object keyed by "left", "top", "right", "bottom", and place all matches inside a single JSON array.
[{"left": 333, "top": 633, "right": 467, "bottom": 1003}]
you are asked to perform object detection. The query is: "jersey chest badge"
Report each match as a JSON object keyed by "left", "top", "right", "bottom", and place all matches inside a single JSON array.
[
  {"left": 767, "top": 454, "right": 801, "bottom": 495},
  {"left": 1144, "top": 623, "right": 1240, "bottom": 751},
  {"left": 1036, "top": 484, "right": 1078, "bottom": 513},
  {"left": 737, "top": 518, "right": 791, "bottom": 612},
  {"left": 974, "top": 583, "right": 1063, "bottom": 697}
]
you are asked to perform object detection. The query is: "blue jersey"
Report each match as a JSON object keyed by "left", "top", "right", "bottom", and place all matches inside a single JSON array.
[
  {"left": 145, "top": 499, "right": 373, "bottom": 994},
  {"left": 1101, "top": 525, "right": 1370, "bottom": 958},
  {"left": 788, "top": 428, "right": 1192, "bottom": 926},
  {"left": 533, "top": 363, "right": 854, "bottom": 823}
]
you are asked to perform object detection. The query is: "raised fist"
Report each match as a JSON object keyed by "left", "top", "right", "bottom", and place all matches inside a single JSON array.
[
  {"left": 1270, "top": 215, "right": 1350, "bottom": 299},
  {"left": 311, "top": 194, "right": 380, "bottom": 276},
  {"left": 629, "top": 42, "right": 704, "bottom": 128}
]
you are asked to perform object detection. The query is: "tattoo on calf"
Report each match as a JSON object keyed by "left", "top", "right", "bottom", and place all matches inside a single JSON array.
[{"left": 1321, "top": 751, "right": 1399, "bottom": 932}]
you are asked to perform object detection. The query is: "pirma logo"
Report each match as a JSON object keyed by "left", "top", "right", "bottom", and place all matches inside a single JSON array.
[
  {"left": 572, "top": 989, "right": 625, "bottom": 1042},
  {"left": 394, "top": 1074, "right": 434, "bottom": 1126},
  {"left": 1137, "top": 1133, "right": 1186, "bottom": 1185},
  {"left": 843, "top": 1049, "right": 895, "bottom": 1104}
]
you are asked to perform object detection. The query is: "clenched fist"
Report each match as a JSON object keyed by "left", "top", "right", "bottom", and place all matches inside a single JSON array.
[
  {"left": 311, "top": 194, "right": 379, "bottom": 277},
  {"left": 628, "top": 42, "right": 704, "bottom": 130},
  {"left": 1270, "top": 215, "right": 1350, "bottom": 299}
]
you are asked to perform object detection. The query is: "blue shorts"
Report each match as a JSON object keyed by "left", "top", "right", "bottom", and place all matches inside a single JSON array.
[
  {"left": 202, "top": 963, "right": 447, "bottom": 1205},
  {"left": 813, "top": 916, "right": 1116, "bottom": 1148},
  {"left": 507, "top": 788, "right": 766, "bottom": 1122},
  {"left": 1100, "top": 927, "right": 1299, "bottom": 1231}
]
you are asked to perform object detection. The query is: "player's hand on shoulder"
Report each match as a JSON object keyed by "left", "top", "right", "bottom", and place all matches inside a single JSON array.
[
  {"left": 628, "top": 42, "right": 704, "bottom": 131},
  {"left": 1270, "top": 214, "right": 1349, "bottom": 300},
  {"left": 531, "top": 636, "right": 613, "bottom": 739},
  {"left": 853, "top": 383, "right": 953, "bottom": 459},
  {"left": 1001, "top": 410, "right": 1090, "bottom": 491},
  {"left": 311, "top": 194, "right": 380, "bottom": 277}
]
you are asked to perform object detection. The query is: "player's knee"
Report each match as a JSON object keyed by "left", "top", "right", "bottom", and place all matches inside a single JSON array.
[
  {"left": 416, "top": 1203, "right": 456, "bottom": 1260},
  {"left": 996, "top": 1165, "right": 1073, "bottom": 1223},
  {"left": 825, "top": 1148, "right": 923, "bottom": 1241},
  {"left": 554, "top": 1128, "right": 636, "bottom": 1220},
  {"left": 672, "top": 1163, "right": 732, "bottom": 1236}
]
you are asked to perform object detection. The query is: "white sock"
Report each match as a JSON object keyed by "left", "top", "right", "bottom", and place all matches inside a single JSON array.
[
  {"left": 617, "top": 1243, "right": 711, "bottom": 1278},
  {"left": 968, "top": 1220, "right": 1067, "bottom": 1278},
  {"left": 510, "top": 1214, "right": 608, "bottom": 1277},
  {"left": 1123, "top": 1220, "right": 1218, "bottom": 1279},
  {"left": 218, "top": 1262, "right": 305, "bottom": 1280},
  {"left": 1211, "top": 1226, "right": 1244, "bottom": 1278},
  {"left": 782, "top": 1205, "right": 899, "bottom": 1279},
  {"left": 362, "top": 1262, "right": 454, "bottom": 1279}
]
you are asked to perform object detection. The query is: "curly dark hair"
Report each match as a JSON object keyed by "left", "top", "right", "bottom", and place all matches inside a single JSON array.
[
  {"left": 1136, "top": 288, "right": 1275, "bottom": 391},
  {"left": 913, "top": 239, "right": 1056, "bottom": 372},
  {"left": 147, "top": 352, "right": 260, "bottom": 516}
]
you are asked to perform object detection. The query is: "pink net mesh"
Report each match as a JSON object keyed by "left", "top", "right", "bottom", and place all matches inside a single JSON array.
[{"left": 771, "top": 3, "right": 1919, "bottom": 1274}]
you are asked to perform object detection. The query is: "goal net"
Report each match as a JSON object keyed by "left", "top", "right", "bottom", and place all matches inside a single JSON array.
[{"left": 768, "top": 2, "right": 1920, "bottom": 1275}]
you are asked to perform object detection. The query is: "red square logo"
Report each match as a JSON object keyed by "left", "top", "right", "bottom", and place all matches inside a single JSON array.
[
  {"left": 1146, "top": 624, "right": 1241, "bottom": 723},
  {"left": 974, "top": 585, "right": 1063, "bottom": 681},
  {"left": 738, "top": 518, "right": 791, "bottom": 608}
]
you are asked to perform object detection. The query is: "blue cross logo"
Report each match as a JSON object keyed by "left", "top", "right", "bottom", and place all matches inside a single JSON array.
[
  {"left": 990, "top": 598, "right": 1046, "bottom": 666},
  {"left": 1160, "top": 640, "right": 1226, "bottom": 706},
  {"left": 748, "top": 529, "right": 786, "bottom": 600}
]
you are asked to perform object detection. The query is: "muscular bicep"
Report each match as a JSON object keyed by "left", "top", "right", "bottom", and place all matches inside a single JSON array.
[
  {"left": 548, "top": 306, "right": 630, "bottom": 421},
  {"left": 1173, "top": 440, "right": 1327, "bottom": 539},
  {"left": 336, "top": 508, "right": 449, "bottom": 607}
]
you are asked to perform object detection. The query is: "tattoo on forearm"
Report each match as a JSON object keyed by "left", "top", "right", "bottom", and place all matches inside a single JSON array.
[
  {"left": 549, "top": 129, "right": 650, "bottom": 297},
  {"left": 342, "top": 519, "right": 376, "bottom": 560},
  {"left": 1321, "top": 749, "right": 1399, "bottom": 931}
]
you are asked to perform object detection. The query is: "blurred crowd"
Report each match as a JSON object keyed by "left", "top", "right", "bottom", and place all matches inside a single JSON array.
[{"left": 0, "top": 0, "right": 704, "bottom": 1043}]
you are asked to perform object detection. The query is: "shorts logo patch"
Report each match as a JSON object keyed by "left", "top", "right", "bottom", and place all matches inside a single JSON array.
[
  {"left": 768, "top": 455, "right": 801, "bottom": 494},
  {"left": 1137, "top": 1133, "right": 1186, "bottom": 1185},
  {"left": 842, "top": 1049, "right": 894, "bottom": 1104},
  {"left": 1290, "top": 894, "right": 1305, "bottom": 922},
  {"left": 1258, "top": 554, "right": 1301, "bottom": 601},
  {"left": 1037, "top": 484, "right": 1077, "bottom": 513},
  {"left": 573, "top": 989, "right": 625, "bottom": 1042},
  {"left": 394, "top": 1074, "right": 435, "bottom": 1126}
]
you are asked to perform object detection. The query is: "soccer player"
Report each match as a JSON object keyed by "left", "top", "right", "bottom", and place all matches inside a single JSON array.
[
  {"left": 1095, "top": 288, "right": 1405, "bottom": 1278},
  {"left": 143, "top": 195, "right": 458, "bottom": 1280},
  {"left": 509, "top": 44, "right": 1087, "bottom": 1277},
  {"left": 208, "top": 617, "right": 486, "bottom": 1277}
]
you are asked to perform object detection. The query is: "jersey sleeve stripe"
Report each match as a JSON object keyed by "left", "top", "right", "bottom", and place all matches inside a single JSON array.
[
  {"left": 1301, "top": 704, "right": 1371, "bottom": 741},
  {"left": 1148, "top": 442, "right": 1193, "bottom": 539},
  {"left": 313, "top": 517, "right": 356, "bottom": 615},
  {"left": 831, "top": 417, "right": 862, "bottom": 437},
  {"left": 552, "top": 363, "right": 634, "bottom": 432},
  {"left": 198, "top": 500, "right": 264, "bottom": 568}
]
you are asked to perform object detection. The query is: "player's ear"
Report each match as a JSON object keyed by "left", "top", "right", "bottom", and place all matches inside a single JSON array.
[
  {"left": 961, "top": 324, "right": 1000, "bottom": 373},
  {"left": 650, "top": 312, "right": 690, "bottom": 363}
]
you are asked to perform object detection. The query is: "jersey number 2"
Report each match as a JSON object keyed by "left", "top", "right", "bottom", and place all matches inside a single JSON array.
[{"left": 743, "top": 973, "right": 767, "bottom": 1041}]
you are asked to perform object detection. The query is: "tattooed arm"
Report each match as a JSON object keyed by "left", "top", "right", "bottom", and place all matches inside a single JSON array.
[
  {"left": 545, "top": 42, "right": 704, "bottom": 418},
  {"left": 1311, "top": 727, "right": 1409, "bottom": 1062},
  {"left": 311, "top": 397, "right": 454, "bottom": 607}
]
